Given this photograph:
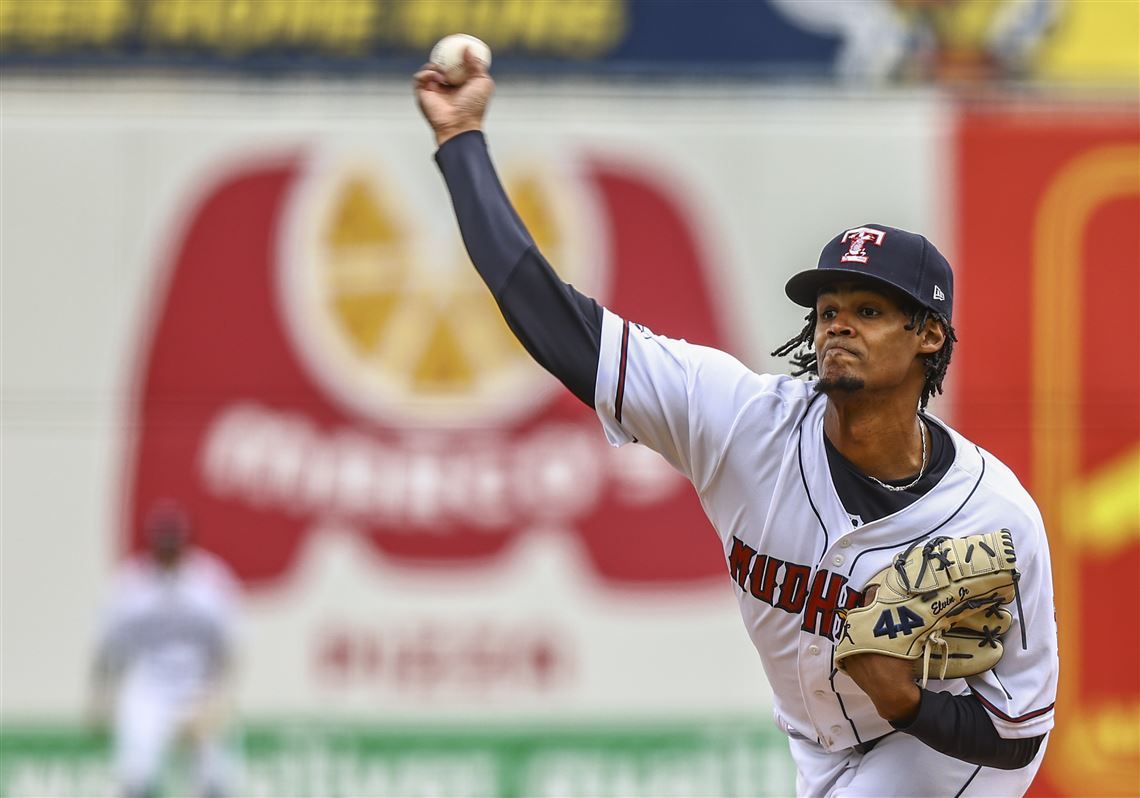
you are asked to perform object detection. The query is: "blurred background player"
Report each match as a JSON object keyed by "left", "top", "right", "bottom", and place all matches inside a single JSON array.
[{"left": 91, "top": 501, "right": 241, "bottom": 798}]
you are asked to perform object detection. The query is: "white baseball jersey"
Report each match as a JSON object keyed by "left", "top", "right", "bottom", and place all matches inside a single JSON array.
[
  {"left": 593, "top": 309, "right": 1059, "bottom": 752},
  {"left": 98, "top": 550, "right": 238, "bottom": 701}
]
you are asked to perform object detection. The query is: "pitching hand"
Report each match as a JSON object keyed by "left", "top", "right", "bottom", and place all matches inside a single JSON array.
[{"left": 414, "top": 48, "right": 494, "bottom": 147}]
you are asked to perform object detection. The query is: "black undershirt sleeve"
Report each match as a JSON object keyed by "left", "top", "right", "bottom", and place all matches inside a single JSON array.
[
  {"left": 891, "top": 689, "right": 1044, "bottom": 770},
  {"left": 435, "top": 130, "right": 603, "bottom": 407}
]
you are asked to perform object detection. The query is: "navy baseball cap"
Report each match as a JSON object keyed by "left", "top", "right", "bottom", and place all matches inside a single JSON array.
[{"left": 784, "top": 224, "right": 954, "bottom": 321}]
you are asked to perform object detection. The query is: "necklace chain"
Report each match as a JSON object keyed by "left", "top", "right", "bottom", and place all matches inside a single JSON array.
[{"left": 865, "top": 418, "right": 928, "bottom": 492}]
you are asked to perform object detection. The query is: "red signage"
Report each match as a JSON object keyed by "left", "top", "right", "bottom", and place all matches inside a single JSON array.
[
  {"left": 122, "top": 151, "right": 734, "bottom": 588},
  {"left": 956, "top": 106, "right": 1139, "bottom": 796}
]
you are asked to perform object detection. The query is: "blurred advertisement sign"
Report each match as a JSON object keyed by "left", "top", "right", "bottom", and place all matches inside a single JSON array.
[
  {"left": 122, "top": 149, "right": 730, "bottom": 588},
  {"left": 956, "top": 107, "right": 1139, "bottom": 797},
  {"left": 0, "top": 721, "right": 795, "bottom": 797},
  {"left": 5, "top": 0, "right": 1135, "bottom": 84},
  {"left": 0, "top": 0, "right": 831, "bottom": 74}
]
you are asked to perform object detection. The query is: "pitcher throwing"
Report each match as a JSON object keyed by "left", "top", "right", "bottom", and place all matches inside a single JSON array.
[{"left": 413, "top": 50, "right": 1058, "bottom": 797}]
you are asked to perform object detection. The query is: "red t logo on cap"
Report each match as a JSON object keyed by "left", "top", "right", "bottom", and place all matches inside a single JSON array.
[{"left": 840, "top": 227, "right": 886, "bottom": 264}]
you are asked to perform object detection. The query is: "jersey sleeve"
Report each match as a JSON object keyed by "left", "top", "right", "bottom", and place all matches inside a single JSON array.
[
  {"left": 593, "top": 307, "right": 786, "bottom": 491},
  {"left": 966, "top": 501, "right": 1059, "bottom": 739}
]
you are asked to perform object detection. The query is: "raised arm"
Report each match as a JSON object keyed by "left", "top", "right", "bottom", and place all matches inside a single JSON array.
[
  {"left": 414, "top": 53, "right": 602, "bottom": 407},
  {"left": 413, "top": 53, "right": 759, "bottom": 481}
]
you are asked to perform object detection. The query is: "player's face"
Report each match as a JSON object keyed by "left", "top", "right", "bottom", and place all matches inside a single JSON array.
[{"left": 813, "top": 282, "right": 938, "bottom": 398}]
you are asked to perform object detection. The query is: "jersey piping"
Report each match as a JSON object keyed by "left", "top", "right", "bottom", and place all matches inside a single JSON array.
[
  {"left": 796, "top": 392, "right": 831, "bottom": 565},
  {"left": 953, "top": 766, "right": 983, "bottom": 797},
  {"left": 828, "top": 646, "right": 866, "bottom": 745},
  {"left": 992, "top": 669, "right": 1014, "bottom": 700},
  {"left": 847, "top": 450, "right": 986, "bottom": 573},
  {"left": 970, "top": 689, "right": 1056, "bottom": 724},
  {"left": 615, "top": 319, "right": 630, "bottom": 424}
]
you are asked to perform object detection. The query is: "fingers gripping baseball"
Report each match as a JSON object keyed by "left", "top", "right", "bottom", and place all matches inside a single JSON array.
[{"left": 414, "top": 47, "right": 494, "bottom": 147}]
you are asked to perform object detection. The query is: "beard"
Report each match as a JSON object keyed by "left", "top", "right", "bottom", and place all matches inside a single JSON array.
[{"left": 815, "top": 375, "right": 866, "bottom": 395}]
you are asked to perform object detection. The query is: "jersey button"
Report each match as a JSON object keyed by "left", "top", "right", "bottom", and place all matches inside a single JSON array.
[
  {"left": 839, "top": 538, "right": 852, "bottom": 548},
  {"left": 814, "top": 690, "right": 826, "bottom": 698},
  {"left": 807, "top": 645, "right": 820, "bottom": 656},
  {"left": 832, "top": 554, "right": 845, "bottom": 566},
  {"left": 831, "top": 725, "right": 843, "bottom": 734}
]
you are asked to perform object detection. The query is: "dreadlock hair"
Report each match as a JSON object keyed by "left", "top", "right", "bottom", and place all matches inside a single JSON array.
[{"left": 771, "top": 307, "right": 958, "bottom": 410}]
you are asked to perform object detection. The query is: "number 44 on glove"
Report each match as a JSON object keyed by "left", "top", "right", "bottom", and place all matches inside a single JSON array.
[{"left": 835, "top": 530, "right": 1026, "bottom": 687}]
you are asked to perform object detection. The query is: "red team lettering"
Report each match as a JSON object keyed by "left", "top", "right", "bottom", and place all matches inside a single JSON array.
[
  {"left": 749, "top": 554, "right": 780, "bottom": 604},
  {"left": 728, "top": 535, "right": 861, "bottom": 639}
]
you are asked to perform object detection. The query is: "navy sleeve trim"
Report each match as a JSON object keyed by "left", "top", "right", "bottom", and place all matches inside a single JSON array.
[
  {"left": 971, "top": 688, "right": 1056, "bottom": 724},
  {"left": 615, "top": 320, "right": 630, "bottom": 423}
]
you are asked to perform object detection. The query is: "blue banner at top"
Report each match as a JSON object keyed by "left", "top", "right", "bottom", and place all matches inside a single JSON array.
[
  {"left": 1, "top": 0, "right": 1072, "bottom": 84},
  {"left": 0, "top": 0, "right": 833, "bottom": 76}
]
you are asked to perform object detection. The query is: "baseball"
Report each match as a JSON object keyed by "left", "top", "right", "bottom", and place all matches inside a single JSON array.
[{"left": 429, "top": 33, "right": 492, "bottom": 86}]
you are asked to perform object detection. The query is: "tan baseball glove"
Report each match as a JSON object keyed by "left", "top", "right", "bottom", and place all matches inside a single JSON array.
[{"left": 835, "top": 530, "right": 1023, "bottom": 687}]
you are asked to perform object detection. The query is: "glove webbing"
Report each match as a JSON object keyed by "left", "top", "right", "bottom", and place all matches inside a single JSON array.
[{"left": 895, "top": 533, "right": 1028, "bottom": 685}]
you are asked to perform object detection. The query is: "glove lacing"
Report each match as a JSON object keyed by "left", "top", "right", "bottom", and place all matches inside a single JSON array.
[
  {"left": 920, "top": 630, "right": 950, "bottom": 688},
  {"left": 902, "top": 534, "right": 1027, "bottom": 688},
  {"left": 899, "top": 535, "right": 1028, "bottom": 652}
]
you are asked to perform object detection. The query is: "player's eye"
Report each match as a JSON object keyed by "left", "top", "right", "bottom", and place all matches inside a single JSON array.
[
  {"left": 819, "top": 308, "right": 837, "bottom": 320},
  {"left": 858, "top": 306, "right": 881, "bottom": 318}
]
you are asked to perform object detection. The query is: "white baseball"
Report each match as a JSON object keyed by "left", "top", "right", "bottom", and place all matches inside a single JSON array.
[{"left": 429, "top": 33, "right": 492, "bottom": 86}]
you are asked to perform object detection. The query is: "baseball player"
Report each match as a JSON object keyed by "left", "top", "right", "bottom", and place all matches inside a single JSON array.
[
  {"left": 414, "top": 53, "right": 1058, "bottom": 796},
  {"left": 91, "top": 501, "right": 240, "bottom": 798}
]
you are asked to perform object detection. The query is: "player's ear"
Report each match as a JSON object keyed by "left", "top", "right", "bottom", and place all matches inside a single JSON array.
[{"left": 917, "top": 317, "right": 946, "bottom": 355}]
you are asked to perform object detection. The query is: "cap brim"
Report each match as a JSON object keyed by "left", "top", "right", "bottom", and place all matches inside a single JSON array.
[{"left": 784, "top": 268, "right": 915, "bottom": 309}]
